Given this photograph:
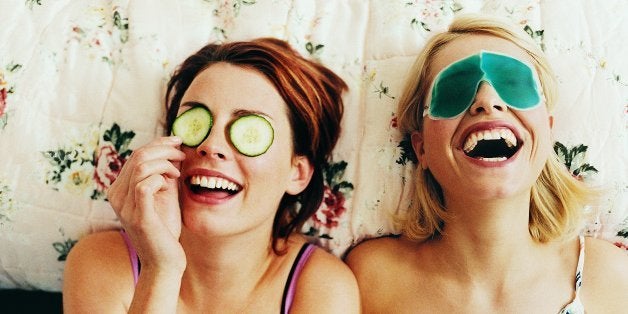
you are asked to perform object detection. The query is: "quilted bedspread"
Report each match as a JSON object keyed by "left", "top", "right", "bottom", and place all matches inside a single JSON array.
[{"left": 0, "top": 0, "right": 626, "bottom": 291}]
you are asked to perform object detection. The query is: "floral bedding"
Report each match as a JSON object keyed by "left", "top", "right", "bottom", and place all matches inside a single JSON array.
[{"left": 0, "top": 0, "right": 626, "bottom": 291}]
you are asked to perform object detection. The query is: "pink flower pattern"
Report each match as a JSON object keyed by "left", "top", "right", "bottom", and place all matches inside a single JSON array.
[
  {"left": 313, "top": 186, "right": 347, "bottom": 228},
  {"left": 0, "top": 87, "right": 6, "bottom": 117},
  {"left": 1, "top": 62, "right": 22, "bottom": 129},
  {"left": 305, "top": 161, "right": 353, "bottom": 239},
  {"left": 42, "top": 123, "right": 135, "bottom": 200},
  {"left": 93, "top": 144, "right": 125, "bottom": 192},
  {"left": 614, "top": 241, "right": 628, "bottom": 251}
]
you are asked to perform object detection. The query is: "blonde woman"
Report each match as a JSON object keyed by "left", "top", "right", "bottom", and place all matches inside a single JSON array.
[{"left": 347, "top": 14, "right": 628, "bottom": 313}]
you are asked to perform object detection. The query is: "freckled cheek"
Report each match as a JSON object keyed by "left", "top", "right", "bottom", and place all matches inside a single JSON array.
[
  {"left": 534, "top": 124, "right": 554, "bottom": 155},
  {"left": 246, "top": 150, "right": 290, "bottom": 173},
  {"left": 519, "top": 109, "right": 553, "bottom": 141},
  {"left": 423, "top": 120, "right": 459, "bottom": 151},
  {"left": 520, "top": 104, "right": 551, "bottom": 124}
]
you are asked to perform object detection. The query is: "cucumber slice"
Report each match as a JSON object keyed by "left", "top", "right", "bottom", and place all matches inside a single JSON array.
[
  {"left": 230, "top": 115, "right": 274, "bottom": 157},
  {"left": 172, "top": 106, "right": 213, "bottom": 147}
]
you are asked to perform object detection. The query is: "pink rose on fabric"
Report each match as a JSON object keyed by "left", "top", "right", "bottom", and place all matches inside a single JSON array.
[
  {"left": 313, "top": 186, "right": 347, "bottom": 228},
  {"left": 0, "top": 87, "right": 7, "bottom": 117},
  {"left": 614, "top": 239, "right": 628, "bottom": 251},
  {"left": 93, "top": 144, "right": 125, "bottom": 191},
  {"left": 390, "top": 116, "right": 398, "bottom": 128}
]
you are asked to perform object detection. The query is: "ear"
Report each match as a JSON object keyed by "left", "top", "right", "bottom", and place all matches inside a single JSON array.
[
  {"left": 411, "top": 131, "right": 428, "bottom": 170},
  {"left": 548, "top": 115, "right": 554, "bottom": 129},
  {"left": 286, "top": 155, "right": 314, "bottom": 195}
]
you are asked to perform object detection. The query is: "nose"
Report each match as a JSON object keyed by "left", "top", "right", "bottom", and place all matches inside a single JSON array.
[
  {"left": 469, "top": 82, "right": 507, "bottom": 116},
  {"left": 195, "top": 124, "right": 231, "bottom": 160}
]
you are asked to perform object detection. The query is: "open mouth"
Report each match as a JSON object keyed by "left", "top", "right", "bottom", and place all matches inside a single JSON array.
[
  {"left": 188, "top": 175, "right": 242, "bottom": 196},
  {"left": 462, "top": 128, "right": 520, "bottom": 162}
]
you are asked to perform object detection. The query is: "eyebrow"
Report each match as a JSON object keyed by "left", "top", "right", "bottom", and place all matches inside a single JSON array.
[
  {"left": 180, "top": 101, "right": 206, "bottom": 109},
  {"left": 180, "top": 101, "right": 274, "bottom": 121},
  {"left": 233, "top": 109, "right": 274, "bottom": 121}
]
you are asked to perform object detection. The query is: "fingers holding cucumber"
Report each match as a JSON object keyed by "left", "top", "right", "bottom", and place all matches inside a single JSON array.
[
  {"left": 172, "top": 106, "right": 213, "bottom": 147},
  {"left": 107, "top": 136, "right": 187, "bottom": 270}
]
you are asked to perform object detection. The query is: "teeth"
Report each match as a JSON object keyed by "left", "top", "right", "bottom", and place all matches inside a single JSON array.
[
  {"left": 463, "top": 128, "right": 517, "bottom": 153},
  {"left": 479, "top": 157, "right": 507, "bottom": 162},
  {"left": 491, "top": 130, "right": 500, "bottom": 140},
  {"left": 191, "top": 175, "right": 240, "bottom": 191}
]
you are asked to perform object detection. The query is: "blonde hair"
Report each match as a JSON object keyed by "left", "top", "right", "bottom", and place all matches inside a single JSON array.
[{"left": 397, "top": 13, "right": 593, "bottom": 242}]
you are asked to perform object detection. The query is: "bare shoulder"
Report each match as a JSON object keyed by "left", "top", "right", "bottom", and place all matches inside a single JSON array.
[
  {"left": 345, "top": 235, "right": 407, "bottom": 268},
  {"left": 291, "top": 244, "right": 360, "bottom": 314},
  {"left": 584, "top": 236, "right": 628, "bottom": 281},
  {"left": 345, "top": 235, "right": 415, "bottom": 284},
  {"left": 345, "top": 236, "right": 417, "bottom": 313},
  {"left": 581, "top": 237, "right": 628, "bottom": 313},
  {"left": 63, "top": 230, "right": 134, "bottom": 313}
]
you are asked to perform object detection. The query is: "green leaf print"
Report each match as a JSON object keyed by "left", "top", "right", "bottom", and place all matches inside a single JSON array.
[
  {"left": 6, "top": 63, "right": 22, "bottom": 73},
  {"left": 524, "top": 25, "right": 545, "bottom": 51},
  {"left": 42, "top": 148, "right": 85, "bottom": 185},
  {"left": 323, "top": 160, "right": 350, "bottom": 188},
  {"left": 113, "top": 10, "right": 129, "bottom": 43},
  {"left": 103, "top": 123, "right": 135, "bottom": 157},
  {"left": 52, "top": 229, "right": 78, "bottom": 261},
  {"left": 553, "top": 141, "right": 598, "bottom": 180},
  {"left": 305, "top": 42, "right": 324, "bottom": 57},
  {"left": 304, "top": 227, "right": 333, "bottom": 239},
  {"left": 396, "top": 133, "right": 418, "bottom": 165},
  {"left": 0, "top": 182, "right": 17, "bottom": 226},
  {"left": 25, "top": 0, "right": 42, "bottom": 9},
  {"left": 233, "top": 0, "right": 256, "bottom": 15},
  {"left": 374, "top": 81, "right": 395, "bottom": 99},
  {"left": 410, "top": 18, "right": 430, "bottom": 32}
]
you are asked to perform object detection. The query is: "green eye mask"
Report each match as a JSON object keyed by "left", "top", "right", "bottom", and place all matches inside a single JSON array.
[
  {"left": 171, "top": 106, "right": 274, "bottom": 157},
  {"left": 424, "top": 50, "right": 542, "bottom": 119}
]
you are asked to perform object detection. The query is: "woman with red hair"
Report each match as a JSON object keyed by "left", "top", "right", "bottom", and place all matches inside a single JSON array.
[{"left": 64, "top": 38, "right": 359, "bottom": 313}]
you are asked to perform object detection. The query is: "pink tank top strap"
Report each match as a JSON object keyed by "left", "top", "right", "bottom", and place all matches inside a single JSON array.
[
  {"left": 281, "top": 243, "right": 316, "bottom": 314},
  {"left": 119, "top": 230, "right": 140, "bottom": 286},
  {"left": 120, "top": 231, "right": 315, "bottom": 313}
]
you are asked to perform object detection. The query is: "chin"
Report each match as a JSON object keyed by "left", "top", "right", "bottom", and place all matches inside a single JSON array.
[
  {"left": 476, "top": 184, "right": 530, "bottom": 201},
  {"left": 180, "top": 209, "right": 235, "bottom": 236}
]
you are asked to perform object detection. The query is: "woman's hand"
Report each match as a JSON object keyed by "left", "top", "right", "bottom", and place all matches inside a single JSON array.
[{"left": 107, "top": 136, "right": 187, "bottom": 273}]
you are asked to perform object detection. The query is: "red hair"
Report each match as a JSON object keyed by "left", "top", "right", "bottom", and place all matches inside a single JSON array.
[{"left": 165, "top": 38, "right": 347, "bottom": 253}]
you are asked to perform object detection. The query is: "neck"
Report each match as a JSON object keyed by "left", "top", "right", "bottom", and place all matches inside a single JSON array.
[
  {"left": 433, "top": 190, "right": 545, "bottom": 283},
  {"left": 445, "top": 191, "right": 531, "bottom": 241},
  {"left": 178, "top": 226, "right": 277, "bottom": 305}
]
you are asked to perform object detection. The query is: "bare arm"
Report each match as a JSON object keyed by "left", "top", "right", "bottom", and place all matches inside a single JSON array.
[
  {"left": 63, "top": 230, "right": 185, "bottom": 313},
  {"left": 63, "top": 231, "right": 133, "bottom": 313},
  {"left": 107, "top": 136, "right": 187, "bottom": 313},
  {"left": 128, "top": 265, "right": 184, "bottom": 313}
]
